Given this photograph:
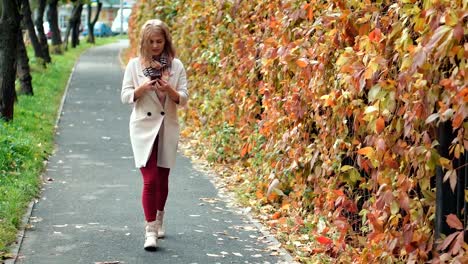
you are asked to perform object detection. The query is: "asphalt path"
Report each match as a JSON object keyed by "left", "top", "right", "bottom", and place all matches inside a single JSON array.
[{"left": 13, "top": 40, "right": 292, "bottom": 264}]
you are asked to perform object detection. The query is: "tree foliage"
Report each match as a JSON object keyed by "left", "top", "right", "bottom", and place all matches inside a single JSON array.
[{"left": 129, "top": 0, "right": 467, "bottom": 262}]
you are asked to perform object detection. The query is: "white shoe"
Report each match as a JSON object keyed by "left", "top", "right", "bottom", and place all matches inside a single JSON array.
[
  {"left": 156, "top": 211, "right": 165, "bottom": 238},
  {"left": 144, "top": 221, "right": 158, "bottom": 251}
]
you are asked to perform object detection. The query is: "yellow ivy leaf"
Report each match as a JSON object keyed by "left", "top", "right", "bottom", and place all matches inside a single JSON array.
[{"left": 357, "top": 147, "right": 375, "bottom": 158}]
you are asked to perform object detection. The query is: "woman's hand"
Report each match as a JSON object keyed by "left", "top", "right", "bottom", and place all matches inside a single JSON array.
[
  {"left": 134, "top": 79, "right": 157, "bottom": 100},
  {"left": 155, "top": 78, "right": 180, "bottom": 104},
  {"left": 154, "top": 78, "right": 171, "bottom": 92}
]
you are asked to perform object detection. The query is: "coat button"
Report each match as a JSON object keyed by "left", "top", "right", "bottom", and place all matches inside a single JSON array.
[
  {"left": 147, "top": 112, "right": 152, "bottom": 116},
  {"left": 160, "top": 111, "right": 165, "bottom": 116}
]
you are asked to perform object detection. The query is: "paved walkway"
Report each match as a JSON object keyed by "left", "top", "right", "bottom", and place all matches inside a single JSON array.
[{"left": 13, "top": 41, "right": 291, "bottom": 264}]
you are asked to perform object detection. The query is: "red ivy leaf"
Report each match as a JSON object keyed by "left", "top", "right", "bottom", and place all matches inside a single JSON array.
[
  {"left": 369, "top": 28, "right": 382, "bottom": 42},
  {"left": 451, "top": 231, "right": 464, "bottom": 255},
  {"left": 446, "top": 214, "right": 463, "bottom": 230},
  {"left": 437, "top": 231, "right": 459, "bottom": 251},
  {"left": 453, "top": 23, "right": 463, "bottom": 42}
]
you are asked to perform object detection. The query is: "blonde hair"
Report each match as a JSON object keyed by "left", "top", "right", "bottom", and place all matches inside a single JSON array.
[{"left": 139, "top": 19, "right": 176, "bottom": 66}]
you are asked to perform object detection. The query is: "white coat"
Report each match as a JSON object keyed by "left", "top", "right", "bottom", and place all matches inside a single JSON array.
[{"left": 121, "top": 57, "right": 188, "bottom": 168}]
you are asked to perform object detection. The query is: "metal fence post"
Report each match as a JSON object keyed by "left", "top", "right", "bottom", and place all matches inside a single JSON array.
[{"left": 434, "top": 121, "right": 467, "bottom": 246}]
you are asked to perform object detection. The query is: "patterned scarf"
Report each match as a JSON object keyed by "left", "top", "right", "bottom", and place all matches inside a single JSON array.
[
  {"left": 142, "top": 54, "right": 171, "bottom": 80},
  {"left": 142, "top": 54, "right": 171, "bottom": 105}
]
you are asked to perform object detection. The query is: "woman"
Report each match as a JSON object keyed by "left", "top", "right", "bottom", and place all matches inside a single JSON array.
[{"left": 121, "top": 19, "right": 188, "bottom": 251}]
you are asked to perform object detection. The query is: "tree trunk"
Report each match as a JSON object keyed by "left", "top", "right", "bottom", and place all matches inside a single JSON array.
[
  {"left": 47, "top": 0, "right": 62, "bottom": 54},
  {"left": 87, "top": 1, "right": 103, "bottom": 44},
  {"left": 71, "top": 4, "right": 83, "bottom": 48},
  {"left": 20, "top": 0, "right": 46, "bottom": 67},
  {"left": 64, "top": 2, "right": 83, "bottom": 50},
  {"left": 0, "top": 0, "right": 21, "bottom": 121},
  {"left": 35, "top": 0, "right": 51, "bottom": 63},
  {"left": 16, "top": 29, "right": 33, "bottom": 95}
]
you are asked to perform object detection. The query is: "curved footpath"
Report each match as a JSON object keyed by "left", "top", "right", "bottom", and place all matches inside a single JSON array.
[{"left": 11, "top": 40, "right": 294, "bottom": 264}]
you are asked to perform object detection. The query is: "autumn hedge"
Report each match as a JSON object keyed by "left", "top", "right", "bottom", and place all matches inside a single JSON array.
[{"left": 128, "top": 0, "right": 467, "bottom": 262}]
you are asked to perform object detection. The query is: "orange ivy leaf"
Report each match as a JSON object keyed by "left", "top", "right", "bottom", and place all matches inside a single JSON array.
[
  {"left": 267, "top": 191, "right": 279, "bottom": 201},
  {"left": 240, "top": 143, "right": 249, "bottom": 157},
  {"left": 278, "top": 217, "right": 287, "bottom": 225},
  {"left": 384, "top": 156, "right": 399, "bottom": 169},
  {"left": 375, "top": 117, "right": 385, "bottom": 134},
  {"left": 272, "top": 211, "right": 281, "bottom": 220},
  {"left": 307, "top": 7, "right": 314, "bottom": 20},
  {"left": 357, "top": 146, "right": 374, "bottom": 156},
  {"left": 439, "top": 78, "right": 453, "bottom": 89},
  {"left": 296, "top": 58, "right": 309, "bottom": 68},
  {"left": 446, "top": 214, "right": 463, "bottom": 230},
  {"left": 316, "top": 236, "right": 332, "bottom": 245},
  {"left": 256, "top": 189, "right": 264, "bottom": 199},
  {"left": 333, "top": 189, "right": 345, "bottom": 196},
  {"left": 264, "top": 37, "right": 277, "bottom": 45},
  {"left": 459, "top": 87, "right": 468, "bottom": 102},
  {"left": 452, "top": 112, "right": 463, "bottom": 129},
  {"left": 369, "top": 28, "right": 382, "bottom": 42}
]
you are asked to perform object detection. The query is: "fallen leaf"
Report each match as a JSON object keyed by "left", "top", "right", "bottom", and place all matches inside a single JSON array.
[
  {"left": 316, "top": 236, "right": 333, "bottom": 245},
  {"left": 271, "top": 211, "right": 281, "bottom": 220}
]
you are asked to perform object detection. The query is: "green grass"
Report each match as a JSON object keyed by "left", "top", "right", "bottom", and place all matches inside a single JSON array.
[{"left": 0, "top": 36, "right": 125, "bottom": 257}]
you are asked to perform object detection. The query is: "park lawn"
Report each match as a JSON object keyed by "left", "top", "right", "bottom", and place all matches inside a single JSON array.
[{"left": 0, "top": 36, "right": 124, "bottom": 258}]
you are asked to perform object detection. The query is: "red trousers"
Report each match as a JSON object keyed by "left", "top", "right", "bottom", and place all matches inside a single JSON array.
[{"left": 140, "top": 136, "right": 170, "bottom": 222}]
